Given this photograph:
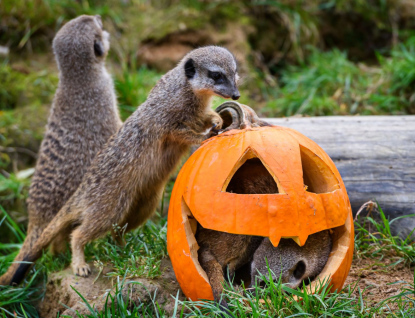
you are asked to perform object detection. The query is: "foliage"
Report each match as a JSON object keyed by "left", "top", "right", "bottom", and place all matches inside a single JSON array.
[
  {"left": 1, "top": 1, "right": 415, "bottom": 316},
  {"left": 355, "top": 206, "right": 415, "bottom": 267},
  {"left": 265, "top": 38, "right": 415, "bottom": 116},
  {"left": 0, "top": 171, "right": 31, "bottom": 216},
  {"left": 0, "top": 0, "right": 118, "bottom": 52},
  {"left": 1, "top": 201, "right": 414, "bottom": 317},
  {"left": 0, "top": 61, "right": 58, "bottom": 111},
  {"left": 85, "top": 216, "right": 168, "bottom": 279},
  {"left": 182, "top": 278, "right": 414, "bottom": 317},
  {"left": 114, "top": 66, "right": 162, "bottom": 119},
  {"left": 0, "top": 206, "right": 46, "bottom": 318}
]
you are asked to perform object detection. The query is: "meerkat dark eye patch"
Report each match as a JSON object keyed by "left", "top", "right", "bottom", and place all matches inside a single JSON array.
[
  {"left": 208, "top": 71, "right": 225, "bottom": 84},
  {"left": 184, "top": 58, "right": 196, "bottom": 79},
  {"left": 94, "top": 40, "right": 104, "bottom": 57}
]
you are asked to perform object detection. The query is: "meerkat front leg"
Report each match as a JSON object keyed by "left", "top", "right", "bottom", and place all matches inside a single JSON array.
[
  {"left": 178, "top": 111, "right": 223, "bottom": 144},
  {"left": 198, "top": 246, "right": 229, "bottom": 309},
  {"left": 70, "top": 226, "right": 92, "bottom": 277}
]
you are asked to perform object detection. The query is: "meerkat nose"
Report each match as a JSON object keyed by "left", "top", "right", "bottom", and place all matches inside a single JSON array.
[{"left": 232, "top": 93, "right": 240, "bottom": 100}]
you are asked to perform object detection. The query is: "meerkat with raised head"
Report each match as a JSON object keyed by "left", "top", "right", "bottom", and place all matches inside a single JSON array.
[
  {"left": 251, "top": 230, "right": 332, "bottom": 289},
  {"left": 0, "top": 15, "right": 122, "bottom": 286},
  {"left": 5, "top": 46, "right": 240, "bottom": 285}
]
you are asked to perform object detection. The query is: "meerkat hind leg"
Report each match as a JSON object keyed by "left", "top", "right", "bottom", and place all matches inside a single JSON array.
[
  {"left": 50, "top": 225, "right": 71, "bottom": 255},
  {"left": 111, "top": 228, "right": 126, "bottom": 246},
  {"left": 124, "top": 193, "right": 163, "bottom": 233}
]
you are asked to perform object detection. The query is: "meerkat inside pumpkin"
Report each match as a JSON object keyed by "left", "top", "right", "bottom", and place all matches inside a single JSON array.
[{"left": 167, "top": 109, "right": 353, "bottom": 303}]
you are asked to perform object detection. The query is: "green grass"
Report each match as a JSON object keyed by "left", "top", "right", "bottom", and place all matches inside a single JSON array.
[
  {"left": 1, "top": 202, "right": 414, "bottom": 318},
  {"left": 114, "top": 66, "right": 162, "bottom": 120},
  {"left": 0, "top": 203, "right": 169, "bottom": 318},
  {"left": 0, "top": 61, "right": 58, "bottom": 111},
  {"left": 265, "top": 37, "right": 415, "bottom": 116},
  {"left": 42, "top": 267, "right": 415, "bottom": 317},
  {"left": 182, "top": 278, "right": 414, "bottom": 317},
  {"left": 2, "top": 1, "right": 415, "bottom": 316},
  {"left": 84, "top": 216, "right": 168, "bottom": 279},
  {"left": 355, "top": 206, "right": 415, "bottom": 266}
]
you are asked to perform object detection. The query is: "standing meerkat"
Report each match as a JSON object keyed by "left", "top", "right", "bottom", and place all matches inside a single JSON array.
[
  {"left": 5, "top": 46, "right": 240, "bottom": 285},
  {"left": 0, "top": 15, "right": 122, "bottom": 285}
]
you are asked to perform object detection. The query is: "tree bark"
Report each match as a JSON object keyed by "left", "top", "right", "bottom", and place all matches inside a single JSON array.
[{"left": 266, "top": 116, "right": 415, "bottom": 239}]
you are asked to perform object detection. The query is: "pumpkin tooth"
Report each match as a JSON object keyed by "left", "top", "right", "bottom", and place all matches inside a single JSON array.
[
  {"left": 296, "top": 234, "right": 309, "bottom": 247},
  {"left": 269, "top": 235, "right": 281, "bottom": 247}
]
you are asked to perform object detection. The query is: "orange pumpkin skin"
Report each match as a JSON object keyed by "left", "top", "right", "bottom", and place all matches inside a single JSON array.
[{"left": 167, "top": 126, "right": 354, "bottom": 301}]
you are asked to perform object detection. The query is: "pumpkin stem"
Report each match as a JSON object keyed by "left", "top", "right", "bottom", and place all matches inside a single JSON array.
[{"left": 215, "top": 102, "right": 271, "bottom": 134}]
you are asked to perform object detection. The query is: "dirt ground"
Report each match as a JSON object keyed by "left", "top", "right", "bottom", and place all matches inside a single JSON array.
[
  {"left": 345, "top": 256, "right": 414, "bottom": 306},
  {"left": 36, "top": 255, "right": 414, "bottom": 316}
]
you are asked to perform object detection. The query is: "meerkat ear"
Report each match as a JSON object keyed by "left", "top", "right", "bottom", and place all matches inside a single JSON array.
[
  {"left": 184, "top": 58, "right": 196, "bottom": 79},
  {"left": 94, "top": 40, "right": 104, "bottom": 57}
]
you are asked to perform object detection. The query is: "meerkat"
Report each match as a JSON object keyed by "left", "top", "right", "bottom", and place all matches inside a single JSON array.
[
  {"left": 4, "top": 46, "right": 240, "bottom": 285},
  {"left": 196, "top": 158, "right": 332, "bottom": 308},
  {"left": 0, "top": 15, "right": 122, "bottom": 286},
  {"left": 196, "top": 158, "right": 275, "bottom": 308},
  {"left": 250, "top": 230, "right": 332, "bottom": 289}
]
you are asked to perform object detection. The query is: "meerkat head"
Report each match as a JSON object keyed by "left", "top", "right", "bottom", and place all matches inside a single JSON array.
[
  {"left": 53, "top": 15, "right": 110, "bottom": 72},
  {"left": 182, "top": 46, "right": 240, "bottom": 101}
]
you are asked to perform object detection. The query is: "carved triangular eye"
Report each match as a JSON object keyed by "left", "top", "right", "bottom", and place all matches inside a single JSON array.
[
  {"left": 225, "top": 149, "right": 279, "bottom": 194},
  {"left": 300, "top": 146, "right": 340, "bottom": 194}
]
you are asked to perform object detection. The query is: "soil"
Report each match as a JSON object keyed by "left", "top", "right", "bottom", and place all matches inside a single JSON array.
[
  {"left": 36, "top": 258, "right": 185, "bottom": 318},
  {"left": 345, "top": 256, "right": 414, "bottom": 306},
  {"left": 36, "top": 254, "right": 413, "bottom": 316},
  {"left": 136, "top": 23, "right": 252, "bottom": 73}
]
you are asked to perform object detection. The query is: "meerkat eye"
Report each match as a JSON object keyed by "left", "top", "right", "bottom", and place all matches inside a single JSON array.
[{"left": 208, "top": 71, "right": 225, "bottom": 84}]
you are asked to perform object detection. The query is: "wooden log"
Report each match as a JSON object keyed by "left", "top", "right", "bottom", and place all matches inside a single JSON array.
[{"left": 266, "top": 116, "right": 415, "bottom": 239}]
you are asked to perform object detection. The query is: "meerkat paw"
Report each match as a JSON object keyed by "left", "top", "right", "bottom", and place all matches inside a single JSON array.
[
  {"left": 73, "top": 262, "right": 91, "bottom": 277},
  {"left": 207, "top": 112, "right": 223, "bottom": 129},
  {"left": 205, "top": 112, "right": 223, "bottom": 137}
]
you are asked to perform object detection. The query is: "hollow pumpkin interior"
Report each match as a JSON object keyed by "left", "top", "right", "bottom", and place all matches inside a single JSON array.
[{"left": 181, "top": 198, "right": 352, "bottom": 291}]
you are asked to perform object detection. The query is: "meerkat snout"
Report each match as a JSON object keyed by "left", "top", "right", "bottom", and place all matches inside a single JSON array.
[
  {"left": 183, "top": 47, "right": 240, "bottom": 101},
  {"left": 232, "top": 92, "right": 240, "bottom": 100}
]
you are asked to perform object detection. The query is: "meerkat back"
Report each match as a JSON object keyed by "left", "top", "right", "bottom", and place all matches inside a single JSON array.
[{"left": 0, "top": 15, "right": 121, "bottom": 286}]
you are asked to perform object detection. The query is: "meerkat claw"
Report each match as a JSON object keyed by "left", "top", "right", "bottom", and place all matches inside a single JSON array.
[{"left": 74, "top": 263, "right": 91, "bottom": 277}]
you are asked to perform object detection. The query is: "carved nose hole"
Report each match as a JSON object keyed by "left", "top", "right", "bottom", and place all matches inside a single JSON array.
[
  {"left": 300, "top": 146, "right": 340, "bottom": 194},
  {"left": 219, "top": 110, "right": 235, "bottom": 130},
  {"left": 226, "top": 158, "right": 279, "bottom": 194},
  {"left": 293, "top": 260, "right": 306, "bottom": 280}
]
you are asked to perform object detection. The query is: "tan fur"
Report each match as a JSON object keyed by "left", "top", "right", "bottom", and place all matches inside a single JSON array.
[
  {"left": 6, "top": 46, "right": 240, "bottom": 284},
  {"left": 0, "top": 15, "right": 121, "bottom": 286}
]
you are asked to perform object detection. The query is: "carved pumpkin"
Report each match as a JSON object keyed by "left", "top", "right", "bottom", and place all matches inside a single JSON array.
[{"left": 167, "top": 102, "right": 354, "bottom": 301}]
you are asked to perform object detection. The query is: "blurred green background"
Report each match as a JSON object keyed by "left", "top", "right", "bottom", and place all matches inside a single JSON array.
[{"left": 1, "top": 0, "right": 415, "bottom": 239}]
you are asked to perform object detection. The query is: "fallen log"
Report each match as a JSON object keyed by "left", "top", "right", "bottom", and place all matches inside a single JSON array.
[{"left": 267, "top": 115, "right": 415, "bottom": 239}]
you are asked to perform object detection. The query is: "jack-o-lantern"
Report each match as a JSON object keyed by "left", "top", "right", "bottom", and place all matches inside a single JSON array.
[{"left": 167, "top": 102, "right": 354, "bottom": 301}]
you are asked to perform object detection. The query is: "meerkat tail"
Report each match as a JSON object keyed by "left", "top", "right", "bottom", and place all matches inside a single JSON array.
[
  {"left": 1, "top": 207, "right": 78, "bottom": 286},
  {"left": 0, "top": 227, "right": 45, "bottom": 286}
]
